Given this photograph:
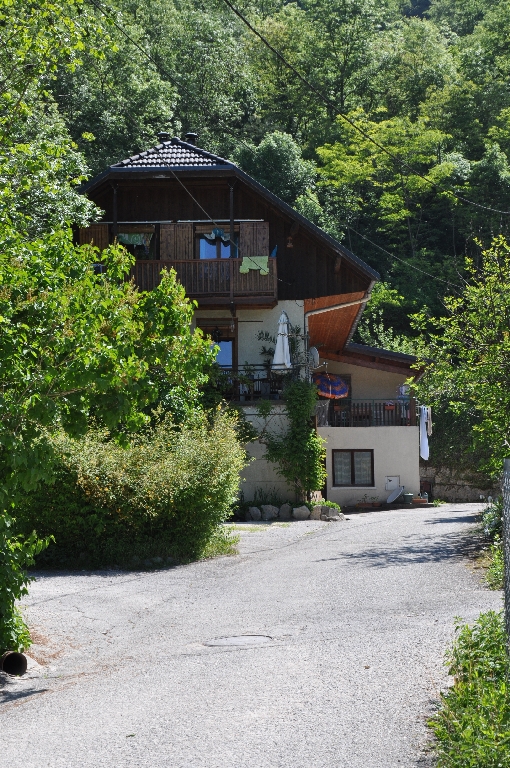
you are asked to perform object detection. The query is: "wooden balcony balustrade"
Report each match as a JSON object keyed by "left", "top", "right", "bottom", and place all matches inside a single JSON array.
[
  {"left": 316, "top": 398, "right": 417, "bottom": 427},
  {"left": 131, "top": 258, "right": 278, "bottom": 301}
]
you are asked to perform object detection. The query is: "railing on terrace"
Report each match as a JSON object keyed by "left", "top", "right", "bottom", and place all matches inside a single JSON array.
[
  {"left": 315, "top": 398, "right": 417, "bottom": 427},
  {"left": 217, "top": 366, "right": 291, "bottom": 403},
  {"left": 132, "top": 258, "right": 278, "bottom": 299}
]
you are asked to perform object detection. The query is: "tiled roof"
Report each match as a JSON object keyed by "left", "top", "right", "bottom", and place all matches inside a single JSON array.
[{"left": 112, "top": 137, "right": 231, "bottom": 168}]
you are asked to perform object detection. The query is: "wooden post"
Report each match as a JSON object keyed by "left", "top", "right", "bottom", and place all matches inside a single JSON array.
[
  {"left": 409, "top": 397, "right": 417, "bottom": 426},
  {"left": 112, "top": 183, "right": 118, "bottom": 240},
  {"left": 229, "top": 182, "right": 235, "bottom": 258}
]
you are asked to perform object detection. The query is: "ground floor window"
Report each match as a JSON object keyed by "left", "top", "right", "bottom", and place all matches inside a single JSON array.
[{"left": 332, "top": 449, "right": 374, "bottom": 486}]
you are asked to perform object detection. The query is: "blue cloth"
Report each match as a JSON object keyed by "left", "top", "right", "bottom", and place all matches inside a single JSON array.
[{"left": 313, "top": 373, "right": 349, "bottom": 399}]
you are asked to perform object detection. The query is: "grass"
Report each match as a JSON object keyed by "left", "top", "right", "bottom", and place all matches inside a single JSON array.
[
  {"left": 429, "top": 611, "right": 510, "bottom": 767},
  {"left": 477, "top": 499, "right": 504, "bottom": 590},
  {"left": 200, "top": 526, "right": 240, "bottom": 558},
  {"left": 227, "top": 524, "right": 267, "bottom": 532},
  {"left": 485, "top": 538, "right": 504, "bottom": 590},
  {"left": 433, "top": 498, "right": 448, "bottom": 506}
]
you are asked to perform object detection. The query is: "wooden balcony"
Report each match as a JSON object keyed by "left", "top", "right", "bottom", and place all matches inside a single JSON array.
[
  {"left": 316, "top": 399, "right": 417, "bottom": 427},
  {"left": 131, "top": 258, "right": 278, "bottom": 305}
]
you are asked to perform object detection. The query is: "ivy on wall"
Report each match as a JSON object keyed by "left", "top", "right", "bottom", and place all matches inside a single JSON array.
[{"left": 260, "top": 380, "right": 326, "bottom": 502}]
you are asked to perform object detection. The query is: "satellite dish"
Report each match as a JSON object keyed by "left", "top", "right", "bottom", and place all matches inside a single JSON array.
[
  {"left": 387, "top": 486, "right": 404, "bottom": 504},
  {"left": 308, "top": 346, "right": 320, "bottom": 369}
]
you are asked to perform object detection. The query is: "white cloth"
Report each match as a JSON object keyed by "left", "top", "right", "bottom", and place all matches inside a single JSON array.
[
  {"left": 272, "top": 310, "right": 292, "bottom": 370},
  {"left": 426, "top": 406, "right": 433, "bottom": 436},
  {"left": 419, "top": 405, "right": 430, "bottom": 460}
]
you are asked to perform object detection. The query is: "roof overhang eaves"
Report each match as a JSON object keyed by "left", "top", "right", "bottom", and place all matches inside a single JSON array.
[
  {"left": 345, "top": 342, "right": 418, "bottom": 364},
  {"left": 79, "top": 164, "right": 236, "bottom": 194}
]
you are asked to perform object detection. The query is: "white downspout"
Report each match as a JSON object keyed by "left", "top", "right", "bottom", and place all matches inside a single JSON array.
[{"left": 304, "top": 294, "right": 370, "bottom": 343}]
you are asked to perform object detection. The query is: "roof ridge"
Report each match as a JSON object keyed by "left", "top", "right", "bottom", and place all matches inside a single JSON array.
[
  {"left": 111, "top": 137, "right": 232, "bottom": 169},
  {"left": 169, "top": 137, "right": 232, "bottom": 165}
]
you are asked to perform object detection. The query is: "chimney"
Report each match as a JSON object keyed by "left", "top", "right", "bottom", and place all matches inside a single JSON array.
[
  {"left": 185, "top": 132, "right": 198, "bottom": 146},
  {"left": 157, "top": 131, "right": 170, "bottom": 143}
]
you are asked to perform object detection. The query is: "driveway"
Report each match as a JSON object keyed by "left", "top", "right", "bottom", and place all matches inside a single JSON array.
[{"left": 0, "top": 504, "right": 502, "bottom": 767}]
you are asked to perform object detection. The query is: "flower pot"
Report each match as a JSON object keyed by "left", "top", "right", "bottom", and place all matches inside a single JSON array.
[
  {"left": 371, "top": 503, "right": 381, "bottom": 508},
  {"left": 356, "top": 503, "right": 373, "bottom": 509},
  {"left": 402, "top": 493, "right": 414, "bottom": 505}
]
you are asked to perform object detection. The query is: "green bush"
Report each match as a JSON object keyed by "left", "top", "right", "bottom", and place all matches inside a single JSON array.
[
  {"left": 486, "top": 538, "right": 505, "bottom": 590},
  {"left": 0, "top": 514, "right": 50, "bottom": 653},
  {"left": 263, "top": 380, "right": 326, "bottom": 502},
  {"left": 15, "top": 410, "right": 246, "bottom": 568},
  {"left": 482, "top": 498, "right": 504, "bottom": 541},
  {"left": 430, "top": 611, "right": 510, "bottom": 767}
]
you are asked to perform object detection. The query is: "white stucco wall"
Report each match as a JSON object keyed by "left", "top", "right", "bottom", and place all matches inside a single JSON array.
[
  {"left": 319, "top": 358, "right": 408, "bottom": 400},
  {"left": 195, "top": 300, "right": 305, "bottom": 369},
  {"left": 240, "top": 404, "right": 294, "bottom": 502},
  {"left": 318, "top": 426, "right": 420, "bottom": 506}
]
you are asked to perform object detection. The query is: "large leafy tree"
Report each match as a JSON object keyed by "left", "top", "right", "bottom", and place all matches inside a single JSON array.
[
  {"left": 0, "top": 230, "right": 213, "bottom": 498},
  {"left": 415, "top": 236, "right": 510, "bottom": 475}
]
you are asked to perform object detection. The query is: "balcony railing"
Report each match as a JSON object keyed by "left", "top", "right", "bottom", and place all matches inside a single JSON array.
[
  {"left": 316, "top": 398, "right": 417, "bottom": 427},
  {"left": 210, "top": 366, "right": 292, "bottom": 403},
  {"left": 132, "top": 258, "right": 277, "bottom": 300}
]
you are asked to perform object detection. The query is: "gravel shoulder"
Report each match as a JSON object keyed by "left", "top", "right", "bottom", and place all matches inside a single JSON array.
[{"left": 0, "top": 503, "right": 502, "bottom": 768}]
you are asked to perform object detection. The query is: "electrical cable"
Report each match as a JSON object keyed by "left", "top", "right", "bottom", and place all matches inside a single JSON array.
[
  {"left": 83, "top": 0, "right": 465, "bottom": 290},
  {"left": 346, "top": 225, "right": 464, "bottom": 288},
  {"left": 219, "top": 0, "right": 510, "bottom": 217}
]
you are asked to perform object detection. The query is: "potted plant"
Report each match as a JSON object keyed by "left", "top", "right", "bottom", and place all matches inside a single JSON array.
[{"left": 356, "top": 493, "right": 373, "bottom": 509}]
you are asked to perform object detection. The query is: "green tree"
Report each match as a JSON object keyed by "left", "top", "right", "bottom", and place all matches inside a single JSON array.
[
  {"left": 0, "top": 514, "right": 50, "bottom": 653},
  {"left": 0, "top": 0, "right": 101, "bottom": 142},
  {"left": 414, "top": 236, "right": 510, "bottom": 475},
  {"left": 0, "top": 103, "right": 100, "bottom": 238},
  {"left": 235, "top": 131, "right": 316, "bottom": 203},
  {"left": 0, "top": 230, "right": 214, "bottom": 499},
  {"left": 427, "top": 0, "right": 500, "bottom": 36},
  {"left": 317, "top": 110, "right": 463, "bottom": 316}
]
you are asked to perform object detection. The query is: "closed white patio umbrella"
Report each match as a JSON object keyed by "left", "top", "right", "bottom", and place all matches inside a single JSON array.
[{"left": 272, "top": 310, "right": 292, "bottom": 370}]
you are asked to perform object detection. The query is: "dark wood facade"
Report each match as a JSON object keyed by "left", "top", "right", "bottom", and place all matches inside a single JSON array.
[{"left": 80, "top": 172, "right": 377, "bottom": 306}]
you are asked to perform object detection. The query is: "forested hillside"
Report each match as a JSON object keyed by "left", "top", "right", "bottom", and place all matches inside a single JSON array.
[{"left": 45, "top": 0, "right": 510, "bottom": 338}]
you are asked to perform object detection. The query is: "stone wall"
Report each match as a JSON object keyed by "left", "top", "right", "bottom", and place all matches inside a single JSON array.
[{"left": 419, "top": 465, "right": 500, "bottom": 502}]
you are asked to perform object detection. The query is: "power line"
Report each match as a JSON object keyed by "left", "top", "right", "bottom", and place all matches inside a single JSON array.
[
  {"left": 83, "top": 0, "right": 465, "bottom": 289},
  {"left": 220, "top": 0, "right": 510, "bottom": 217},
  {"left": 346, "top": 225, "right": 464, "bottom": 289}
]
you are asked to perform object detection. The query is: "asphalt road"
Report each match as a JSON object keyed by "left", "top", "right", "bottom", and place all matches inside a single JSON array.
[{"left": 0, "top": 504, "right": 502, "bottom": 767}]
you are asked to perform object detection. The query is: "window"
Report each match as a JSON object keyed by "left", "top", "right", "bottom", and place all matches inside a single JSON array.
[
  {"left": 196, "top": 319, "right": 237, "bottom": 370},
  {"left": 332, "top": 450, "right": 374, "bottom": 486},
  {"left": 196, "top": 227, "right": 238, "bottom": 259},
  {"left": 214, "top": 340, "right": 233, "bottom": 368},
  {"left": 117, "top": 225, "right": 155, "bottom": 259}
]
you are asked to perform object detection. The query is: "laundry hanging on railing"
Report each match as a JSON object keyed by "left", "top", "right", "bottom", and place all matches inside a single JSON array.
[
  {"left": 418, "top": 405, "right": 431, "bottom": 460},
  {"left": 239, "top": 256, "right": 269, "bottom": 274},
  {"left": 313, "top": 373, "right": 350, "bottom": 399}
]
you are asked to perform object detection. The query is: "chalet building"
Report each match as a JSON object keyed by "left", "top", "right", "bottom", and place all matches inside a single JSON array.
[{"left": 80, "top": 132, "right": 424, "bottom": 506}]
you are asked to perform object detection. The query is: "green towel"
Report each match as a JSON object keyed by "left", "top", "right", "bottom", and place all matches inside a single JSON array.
[{"left": 239, "top": 256, "right": 269, "bottom": 275}]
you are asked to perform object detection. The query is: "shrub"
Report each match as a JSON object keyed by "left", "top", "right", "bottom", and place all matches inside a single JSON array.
[
  {"left": 15, "top": 410, "right": 246, "bottom": 567},
  {"left": 430, "top": 611, "right": 510, "bottom": 767},
  {"left": 0, "top": 514, "right": 50, "bottom": 653},
  {"left": 486, "top": 538, "right": 504, "bottom": 590},
  {"left": 482, "top": 497, "right": 503, "bottom": 540}
]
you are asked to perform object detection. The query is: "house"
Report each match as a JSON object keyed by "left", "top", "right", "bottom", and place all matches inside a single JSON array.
[{"left": 79, "top": 132, "right": 424, "bottom": 507}]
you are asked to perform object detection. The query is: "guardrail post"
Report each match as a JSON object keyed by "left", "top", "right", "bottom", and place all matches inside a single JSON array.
[{"left": 502, "top": 458, "right": 510, "bottom": 651}]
